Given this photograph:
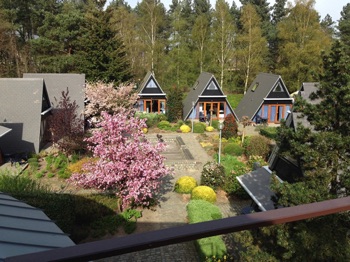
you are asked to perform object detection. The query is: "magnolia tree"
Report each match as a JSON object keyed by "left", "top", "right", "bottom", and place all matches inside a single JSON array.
[
  {"left": 69, "top": 110, "right": 171, "bottom": 209},
  {"left": 85, "top": 81, "right": 138, "bottom": 118}
]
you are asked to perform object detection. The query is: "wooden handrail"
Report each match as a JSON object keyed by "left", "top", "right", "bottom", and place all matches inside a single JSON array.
[{"left": 5, "top": 196, "right": 350, "bottom": 262}]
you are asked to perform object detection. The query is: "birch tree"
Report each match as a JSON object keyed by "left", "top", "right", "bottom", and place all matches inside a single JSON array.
[{"left": 236, "top": 3, "right": 268, "bottom": 93}]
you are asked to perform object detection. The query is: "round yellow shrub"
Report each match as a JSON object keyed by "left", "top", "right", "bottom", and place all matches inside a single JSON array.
[
  {"left": 142, "top": 128, "right": 148, "bottom": 134},
  {"left": 180, "top": 124, "right": 191, "bottom": 133},
  {"left": 206, "top": 126, "right": 214, "bottom": 132},
  {"left": 174, "top": 176, "right": 198, "bottom": 194},
  {"left": 191, "top": 186, "right": 217, "bottom": 203}
]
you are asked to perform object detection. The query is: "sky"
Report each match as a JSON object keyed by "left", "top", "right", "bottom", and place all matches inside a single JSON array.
[{"left": 106, "top": 0, "right": 349, "bottom": 23}]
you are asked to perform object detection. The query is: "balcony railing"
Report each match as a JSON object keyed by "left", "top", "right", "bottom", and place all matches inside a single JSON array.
[{"left": 5, "top": 196, "right": 350, "bottom": 262}]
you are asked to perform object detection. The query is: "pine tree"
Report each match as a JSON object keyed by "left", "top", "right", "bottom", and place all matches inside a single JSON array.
[{"left": 74, "top": 4, "right": 132, "bottom": 83}]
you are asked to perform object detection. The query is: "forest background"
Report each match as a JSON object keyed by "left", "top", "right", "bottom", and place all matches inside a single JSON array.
[{"left": 0, "top": 0, "right": 348, "bottom": 94}]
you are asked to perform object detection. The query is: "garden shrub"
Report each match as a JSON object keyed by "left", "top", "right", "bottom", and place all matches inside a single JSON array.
[
  {"left": 206, "top": 126, "right": 214, "bottom": 132},
  {"left": 223, "top": 143, "right": 244, "bottom": 156},
  {"left": 244, "top": 135, "right": 271, "bottom": 159},
  {"left": 220, "top": 155, "right": 250, "bottom": 197},
  {"left": 180, "top": 124, "right": 191, "bottom": 133},
  {"left": 222, "top": 113, "right": 238, "bottom": 139},
  {"left": 187, "top": 200, "right": 227, "bottom": 261},
  {"left": 174, "top": 176, "right": 197, "bottom": 193},
  {"left": 211, "top": 120, "right": 219, "bottom": 129},
  {"left": 136, "top": 112, "right": 160, "bottom": 128},
  {"left": 259, "top": 126, "right": 278, "bottom": 140},
  {"left": 193, "top": 122, "right": 206, "bottom": 133},
  {"left": 191, "top": 186, "right": 216, "bottom": 203},
  {"left": 157, "top": 120, "right": 171, "bottom": 129},
  {"left": 201, "top": 161, "right": 226, "bottom": 190}
]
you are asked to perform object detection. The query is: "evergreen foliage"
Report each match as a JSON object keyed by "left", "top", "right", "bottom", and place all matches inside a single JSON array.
[{"left": 166, "top": 86, "right": 184, "bottom": 122}]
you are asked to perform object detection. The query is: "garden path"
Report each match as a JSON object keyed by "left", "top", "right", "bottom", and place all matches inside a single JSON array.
[{"left": 100, "top": 132, "right": 251, "bottom": 262}]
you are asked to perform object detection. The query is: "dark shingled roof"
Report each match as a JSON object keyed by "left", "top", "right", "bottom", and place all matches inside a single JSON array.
[
  {"left": 0, "top": 192, "right": 75, "bottom": 261},
  {"left": 235, "top": 73, "right": 289, "bottom": 120},
  {"left": 23, "top": 73, "right": 85, "bottom": 117},
  {"left": 236, "top": 167, "right": 277, "bottom": 211},
  {"left": 299, "top": 82, "right": 321, "bottom": 104}
]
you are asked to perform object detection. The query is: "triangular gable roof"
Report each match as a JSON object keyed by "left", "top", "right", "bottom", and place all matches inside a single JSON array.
[
  {"left": 236, "top": 166, "right": 278, "bottom": 211},
  {"left": 183, "top": 72, "right": 237, "bottom": 120},
  {"left": 138, "top": 72, "right": 166, "bottom": 96},
  {"left": 0, "top": 78, "right": 48, "bottom": 154},
  {"left": 0, "top": 126, "right": 11, "bottom": 138},
  {"left": 23, "top": 73, "right": 85, "bottom": 117},
  {"left": 235, "top": 73, "right": 291, "bottom": 120},
  {"left": 0, "top": 192, "right": 75, "bottom": 260}
]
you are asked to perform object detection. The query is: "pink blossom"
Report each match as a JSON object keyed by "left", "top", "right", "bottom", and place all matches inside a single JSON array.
[{"left": 69, "top": 110, "right": 171, "bottom": 209}]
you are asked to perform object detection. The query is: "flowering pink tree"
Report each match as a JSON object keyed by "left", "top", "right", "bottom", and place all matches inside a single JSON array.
[
  {"left": 69, "top": 110, "right": 171, "bottom": 209},
  {"left": 85, "top": 81, "right": 138, "bottom": 118}
]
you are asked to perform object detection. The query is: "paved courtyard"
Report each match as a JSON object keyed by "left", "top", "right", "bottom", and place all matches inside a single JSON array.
[{"left": 99, "top": 132, "right": 251, "bottom": 262}]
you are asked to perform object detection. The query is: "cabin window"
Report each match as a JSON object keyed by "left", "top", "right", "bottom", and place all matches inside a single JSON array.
[
  {"left": 274, "top": 83, "right": 283, "bottom": 92},
  {"left": 207, "top": 82, "right": 218, "bottom": 90},
  {"left": 146, "top": 79, "right": 157, "bottom": 88}
]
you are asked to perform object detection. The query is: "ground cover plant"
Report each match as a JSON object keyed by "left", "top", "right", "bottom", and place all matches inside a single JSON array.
[{"left": 187, "top": 199, "right": 228, "bottom": 261}]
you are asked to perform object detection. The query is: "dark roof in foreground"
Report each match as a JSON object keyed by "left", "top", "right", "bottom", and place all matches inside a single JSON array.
[
  {"left": 0, "top": 192, "right": 75, "bottom": 261},
  {"left": 236, "top": 167, "right": 278, "bottom": 211}
]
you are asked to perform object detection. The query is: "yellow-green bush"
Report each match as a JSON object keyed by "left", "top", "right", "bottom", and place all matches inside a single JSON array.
[
  {"left": 206, "top": 126, "right": 214, "bottom": 132},
  {"left": 174, "top": 176, "right": 197, "bottom": 193},
  {"left": 191, "top": 186, "right": 216, "bottom": 203},
  {"left": 180, "top": 124, "right": 191, "bottom": 133}
]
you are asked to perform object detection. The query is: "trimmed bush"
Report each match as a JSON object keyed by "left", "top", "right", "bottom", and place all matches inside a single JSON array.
[
  {"left": 222, "top": 113, "right": 238, "bottom": 139},
  {"left": 174, "top": 176, "right": 197, "bottom": 193},
  {"left": 180, "top": 124, "right": 191, "bottom": 133},
  {"left": 201, "top": 161, "right": 226, "bottom": 190},
  {"left": 187, "top": 200, "right": 227, "bottom": 261},
  {"left": 259, "top": 126, "right": 278, "bottom": 139},
  {"left": 206, "top": 126, "right": 214, "bottom": 132},
  {"left": 191, "top": 186, "right": 216, "bottom": 203},
  {"left": 142, "top": 128, "right": 148, "bottom": 134},
  {"left": 157, "top": 120, "right": 171, "bottom": 129},
  {"left": 244, "top": 135, "right": 271, "bottom": 159},
  {"left": 193, "top": 122, "right": 206, "bottom": 133},
  {"left": 223, "top": 143, "right": 244, "bottom": 156}
]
